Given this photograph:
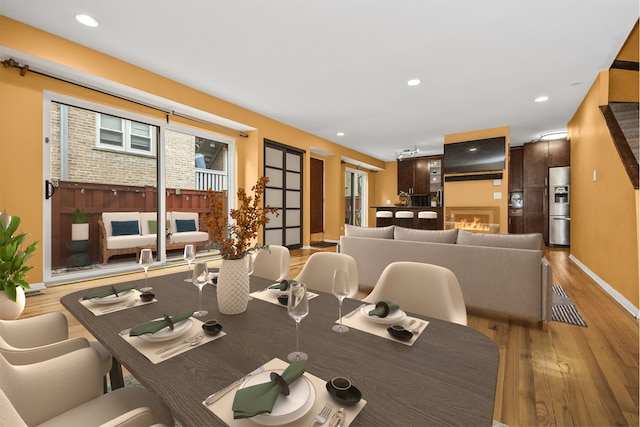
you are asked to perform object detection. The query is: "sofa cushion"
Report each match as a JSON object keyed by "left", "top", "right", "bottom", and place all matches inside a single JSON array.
[
  {"left": 394, "top": 226, "right": 458, "bottom": 243},
  {"left": 456, "top": 229, "right": 544, "bottom": 251},
  {"left": 344, "top": 224, "right": 394, "bottom": 239},
  {"left": 175, "top": 219, "right": 197, "bottom": 233},
  {"left": 169, "top": 231, "right": 209, "bottom": 245},
  {"left": 147, "top": 219, "right": 171, "bottom": 235},
  {"left": 111, "top": 220, "right": 140, "bottom": 236}
]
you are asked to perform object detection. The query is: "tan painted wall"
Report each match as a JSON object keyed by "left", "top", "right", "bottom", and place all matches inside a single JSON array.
[
  {"left": 369, "top": 161, "right": 399, "bottom": 226},
  {"left": 444, "top": 127, "right": 510, "bottom": 233},
  {"left": 567, "top": 70, "right": 639, "bottom": 309},
  {"left": 0, "top": 16, "right": 384, "bottom": 284}
]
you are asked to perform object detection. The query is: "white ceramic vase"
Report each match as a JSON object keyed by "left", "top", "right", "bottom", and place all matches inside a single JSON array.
[
  {"left": 217, "top": 258, "right": 250, "bottom": 315},
  {"left": 71, "top": 223, "right": 89, "bottom": 241},
  {"left": 0, "top": 287, "right": 26, "bottom": 320}
]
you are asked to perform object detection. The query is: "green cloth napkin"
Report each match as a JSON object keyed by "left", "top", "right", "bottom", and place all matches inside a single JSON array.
[
  {"left": 269, "top": 280, "right": 297, "bottom": 291},
  {"left": 368, "top": 300, "right": 400, "bottom": 317},
  {"left": 232, "top": 360, "right": 306, "bottom": 419},
  {"left": 129, "top": 310, "right": 194, "bottom": 336},
  {"left": 82, "top": 285, "right": 137, "bottom": 300}
]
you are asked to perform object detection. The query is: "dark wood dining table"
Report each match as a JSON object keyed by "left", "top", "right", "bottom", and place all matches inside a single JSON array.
[{"left": 61, "top": 271, "right": 498, "bottom": 426}]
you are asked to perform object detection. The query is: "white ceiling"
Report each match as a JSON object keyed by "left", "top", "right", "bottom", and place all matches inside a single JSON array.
[{"left": 0, "top": 1, "right": 637, "bottom": 162}]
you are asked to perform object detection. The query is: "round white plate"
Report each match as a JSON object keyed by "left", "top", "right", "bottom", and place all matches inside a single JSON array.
[
  {"left": 89, "top": 290, "right": 135, "bottom": 305},
  {"left": 361, "top": 303, "right": 407, "bottom": 324},
  {"left": 242, "top": 370, "right": 315, "bottom": 425},
  {"left": 137, "top": 318, "right": 194, "bottom": 342},
  {"left": 268, "top": 285, "right": 288, "bottom": 296},
  {"left": 208, "top": 272, "right": 218, "bottom": 284}
]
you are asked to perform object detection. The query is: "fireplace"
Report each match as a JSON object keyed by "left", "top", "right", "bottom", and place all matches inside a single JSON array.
[{"left": 445, "top": 206, "right": 500, "bottom": 233}]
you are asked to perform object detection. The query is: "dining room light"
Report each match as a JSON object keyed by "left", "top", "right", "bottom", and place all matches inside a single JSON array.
[
  {"left": 539, "top": 130, "right": 568, "bottom": 140},
  {"left": 337, "top": 132, "right": 345, "bottom": 136},
  {"left": 407, "top": 79, "right": 421, "bottom": 86},
  {"left": 534, "top": 96, "right": 549, "bottom": 103},
  {"left": 75, "top": 14, "right": 100, "bottom": 27}
]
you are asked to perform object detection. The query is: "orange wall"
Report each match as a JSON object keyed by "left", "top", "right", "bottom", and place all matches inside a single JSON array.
[
  {"left": 444, "top": 127, "right": 510, "bottom": 233},
  {"left": 369, "top": 161, "right": 398, "bottom": 226},
  {"left": 568, "top": 69, "right": 639, "bottom": 309},
  {"left": 0, "top": 16, "right": 384, "bottom": 284}
]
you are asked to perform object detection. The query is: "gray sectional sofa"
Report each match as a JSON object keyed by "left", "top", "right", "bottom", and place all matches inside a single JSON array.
[{"left": 338, "top": 225, "right": 552, "bottom": 323}]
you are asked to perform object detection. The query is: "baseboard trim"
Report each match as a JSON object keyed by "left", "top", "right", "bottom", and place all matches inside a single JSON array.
[{"left": 569, "top": 254, "right": 639, "bottom": 319}]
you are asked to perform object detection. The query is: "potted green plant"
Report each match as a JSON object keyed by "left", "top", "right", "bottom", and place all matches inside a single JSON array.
[
  {"left": 71, "top": 208, "right": 91, "bottom": 241},
  {"left": 0, "top": 210, "right": 38, "bottom": 319}
]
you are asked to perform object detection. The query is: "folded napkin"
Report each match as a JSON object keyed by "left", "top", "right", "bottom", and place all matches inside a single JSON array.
[
  {"left": 82, "top": 285, "right": 137, "bottom": 300},
  {"left": 269, "top": 280, "right": 297, "bottom": 291},
  {"left": 232, "top": 360, "right": 306, "bottom": 419},
  {"left": 129, "top": 310, "right": 194, "bottom": 336},
  {"left": 368, "top": 300, "right": 400, "bottom": 317}
]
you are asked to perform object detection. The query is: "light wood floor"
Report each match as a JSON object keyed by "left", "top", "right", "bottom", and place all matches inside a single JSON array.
[{"left": 20, "top": 246, "right": 639, "bottom": 426}]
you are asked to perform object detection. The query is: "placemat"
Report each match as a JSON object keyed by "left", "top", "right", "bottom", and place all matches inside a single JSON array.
[
  {"left": 78, "top": 289, "right": 157, "bottom": 316},
  {"left": 202, "top": 357, "right": 366, "bottom": 426},
  {"left": 250, "top": 289, "right": 319, "bottom": 307},
  {"left": 121, "top": 317, "right": 224, "bottom": 363},
  {"left": 338, "top": 311, "right": 429, "bottom": 346}
]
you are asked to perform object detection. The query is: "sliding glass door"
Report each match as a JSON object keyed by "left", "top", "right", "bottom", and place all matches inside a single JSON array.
[{"left": 345, "top": 168, "right": 366, "bottom": 226}]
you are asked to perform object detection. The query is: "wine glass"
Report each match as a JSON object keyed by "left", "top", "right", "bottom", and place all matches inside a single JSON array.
[
  {"left": 191, "top": 261, "right": 209, "bottom": 317},
  {"left": 331, "top": 269, "right": 350, "bottom": 333},
  {"left": 183, "top": 244, "right": 196, "bottom": 282},
  {"left": 138, "top": 249, "right": 154, "bottom": 292},
  {"left": 287, "top": 282, "right": 309, "bottom": 362}
]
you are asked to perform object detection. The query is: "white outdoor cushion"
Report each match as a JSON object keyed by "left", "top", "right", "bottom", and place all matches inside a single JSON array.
[
  {"left": 101, "top": 212, "right": 141, "bottom": 238},
  {"left": 106, "top": 235, "right": 154, "bottom": 250},
  {"left": 169, "top": 231, "right": 209, "bottom": 244}
]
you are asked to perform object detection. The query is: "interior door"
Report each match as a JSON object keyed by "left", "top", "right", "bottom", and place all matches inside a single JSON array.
[
  {"left": 310, "top": 158, "right": 324, "bottom": 234},
  {"left": 263, "top": 140, "right": 304, "bottom": 248}
]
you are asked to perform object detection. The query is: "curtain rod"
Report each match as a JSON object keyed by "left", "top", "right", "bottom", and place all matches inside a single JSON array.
[{"left": 1, "top": 57, "right": 249, "bottom": 137}]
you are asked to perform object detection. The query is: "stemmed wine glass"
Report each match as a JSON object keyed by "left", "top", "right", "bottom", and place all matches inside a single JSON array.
[
  {"left": 191, "top": 261, "right": 209, "bottom": 317},
  {"left": 331, "top": 269, "right": 350, "bottom": 333},
  {"left": 287, "top": 282, "right": 309, "bottom": 362},
  {"left": 138, "top": 249, "right": 154, "bottom": 292},
  {"left": 183, "top": 244, "right": 196, "bottom": 282}
]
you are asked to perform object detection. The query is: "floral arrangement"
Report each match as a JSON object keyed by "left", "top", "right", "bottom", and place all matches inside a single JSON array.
[
  {"left": 396, "top": 190, "right": 411, "bottom": 206},
  {"left": 0, "top": 210, "right": 39, "bottom": 302},
  {"left": 203, "top": 176, "right": 278, "bottom": 260}
]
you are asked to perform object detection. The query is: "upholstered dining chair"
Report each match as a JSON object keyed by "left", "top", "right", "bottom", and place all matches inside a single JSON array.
[
  {"left": 0, "top": 348, "right": 174, "bottom": 426},
  {"left": 0, "top": 312, "right": 116, "bottom": 391},
  {"left": 294, "top": 252, "right": 359, "bottom": 298},
  {"left": 252, "top": 245, "right": 290, "bottom": 282},
  {"left": 363, "top": 261, "right": 468, "bottom": 326}
]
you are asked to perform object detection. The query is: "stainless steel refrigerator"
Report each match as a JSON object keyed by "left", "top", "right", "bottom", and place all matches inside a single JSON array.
[{"left": 549, "top": 166, "right": 570, "bottom": 246}]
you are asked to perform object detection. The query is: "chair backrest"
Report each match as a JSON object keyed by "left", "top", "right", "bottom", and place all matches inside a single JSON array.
[
  {"left": 252, "top": 245, "right": 290, "bottom": 282},
  {"left": 363, "top": 261, "right": 467, "bottom": 326},
  {"left": 0, "top": 387, "right": 27, "bottom": 427},
  {"left": 294, "top": 252, "right": 359, "bottom": 298}
]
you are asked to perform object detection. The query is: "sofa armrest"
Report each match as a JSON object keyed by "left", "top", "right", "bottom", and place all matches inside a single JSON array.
[{"left": 541, "top": 257, "right": 553, "bottom": 322}]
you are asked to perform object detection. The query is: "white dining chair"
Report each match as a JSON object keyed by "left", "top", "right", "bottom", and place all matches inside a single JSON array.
[
  {"left": 0, "top": 312, "right": 116, "bottom": 391},
  {"left": 0, "top": 348, "right": 174, "bottom": 426},
  {"left": 294, "top": 252, "right": 359, "bottom": 298},
  {"left": 252, "top": 245, "right": 290, "bottom": 282},
  {"left": 363, "top": 261, "right": 468, "bottom": 326}
]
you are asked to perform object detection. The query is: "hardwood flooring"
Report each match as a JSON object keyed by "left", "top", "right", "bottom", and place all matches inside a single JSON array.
[{"left": 20, "top": 246, "right": 639, "bottom": 426}]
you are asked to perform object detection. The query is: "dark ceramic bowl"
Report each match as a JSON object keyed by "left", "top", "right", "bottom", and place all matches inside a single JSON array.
[
  {"left": 277, "top": 295, "right": 289, "bottom": 305},
  {"left": 325, "top": 379, "right": 362, "bottom": 406},
  {"left": 202, "top": 320, "right": 223, "bottom": 336},
  {"left": 387, "top": 325, "right": 414, "bottom": 341},
  {"left": 139, "top": 292, "right": 155, "bottom": 302}
]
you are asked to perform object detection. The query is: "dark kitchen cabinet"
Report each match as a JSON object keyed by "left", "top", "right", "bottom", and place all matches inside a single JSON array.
[
  {"left": 548, "top": 138, "right": 571, "bottom": 167},
  {"left": 509, "top": 147, "right": 524, "bottom": 191},
  {"left": 397, "top": 156, "right": 440, "bottom": 195}
]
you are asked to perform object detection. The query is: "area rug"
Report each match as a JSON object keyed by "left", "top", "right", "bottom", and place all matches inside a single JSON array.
[{"left": 552, "top": 284, "right": 587, "bottom": 327}]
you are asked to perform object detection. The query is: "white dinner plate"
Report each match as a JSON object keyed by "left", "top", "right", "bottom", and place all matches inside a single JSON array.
[
  {"left": 361, "top": 303, "right": 407, "bottom": 324},
  {"left": 137, "top": 318, "right": 194, "bottom": 342},
  {"left": 267, "top": 285, "right": 288, "bottom": 296},
  {"left": 241, "top": 370, "right": 315, "bottom": 425},
  {"left": 89, "top": 290, "right": 135, "bottom": 305}
]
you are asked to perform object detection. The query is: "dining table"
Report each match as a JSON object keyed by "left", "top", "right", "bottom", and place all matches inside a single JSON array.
[{"left": 60, "top": 270, "right": 499, "bottom": 426}]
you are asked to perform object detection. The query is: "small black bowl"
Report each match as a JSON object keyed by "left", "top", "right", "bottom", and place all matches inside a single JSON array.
[
  {"left": 387, "top": 325, "right": 414, "bottom": 341},
  {"left": 139, "top": 292, "right": 155, "bottom": 302},
  {"left": 325, "top": 379, "right": 362, "bottom": 406},
  {"left": 277, "top": 295, "right": 289, "bottom": 305},
  {"left": 202, "top": 320, "right": 223, "bottom": 336}
]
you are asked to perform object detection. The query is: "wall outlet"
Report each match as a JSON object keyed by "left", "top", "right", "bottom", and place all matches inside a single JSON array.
[
  {"left": 493, "top": 192, "right": 502, "bottom": 199},
  {"left": 386, "top": 199, "right": 391, "bottom": 205},
  {"left": 493, "top": 179, "right": 502, "bottom": 186}
]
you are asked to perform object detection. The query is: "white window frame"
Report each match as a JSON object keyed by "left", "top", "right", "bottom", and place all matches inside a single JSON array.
[{"left": 97, "top": 113, "right": 157, "bottom": 156}]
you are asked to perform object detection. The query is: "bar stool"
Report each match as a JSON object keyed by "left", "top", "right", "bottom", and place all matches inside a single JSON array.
[
  {"left": 395, "top": 210, "right": 414, "bottom": 228},
  {"left": 418, "top": 211, "right": 438, "bottom": 230},
  {"left": 376, "top": 211, "right": 394, "bottom": 227}
]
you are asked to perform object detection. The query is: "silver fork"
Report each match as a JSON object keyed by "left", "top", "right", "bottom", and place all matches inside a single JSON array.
[{"left": 315, "top": 403, "right": 333, "bottom": 424}]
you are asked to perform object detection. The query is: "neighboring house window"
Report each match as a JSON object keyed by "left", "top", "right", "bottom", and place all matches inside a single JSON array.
[{"left": 97, "top": 113, "right": 156, "bottom": 155}]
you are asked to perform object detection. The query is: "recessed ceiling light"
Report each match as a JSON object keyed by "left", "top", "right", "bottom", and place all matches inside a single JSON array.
[
  {"left": 407, "top": 79, "right": 421, "bottom": 86},
  {"left": 534, "top": 96, "right": 549, "bottom": 103},
  {"left": 75, "top": 14, "right": 99, "bottom": 27},
  {"left": 337, "top": 132, "right": 345, "bottom": 136},
  {"left": 539, "top": 130, "right": 568, "bottom": 140}
]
